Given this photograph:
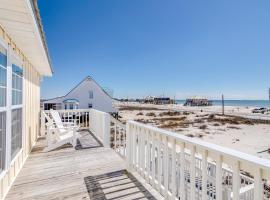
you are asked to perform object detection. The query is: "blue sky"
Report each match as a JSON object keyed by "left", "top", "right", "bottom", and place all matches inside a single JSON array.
[{"left": 39, "top": 0, "right": 270, "bottom": 100}]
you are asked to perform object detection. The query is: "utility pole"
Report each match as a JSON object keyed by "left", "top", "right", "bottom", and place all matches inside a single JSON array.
[{"left": 222, "top": 94, "right": 225, "bottom": 115}]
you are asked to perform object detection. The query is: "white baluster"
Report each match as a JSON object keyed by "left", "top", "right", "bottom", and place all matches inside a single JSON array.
[
  {"left": 157, "top": 133, "right": 162, "bottom": 194},
  {"left": 179, "top": 142, "right": 185, "bottom": 200},
  {"left": 215, "top": 155, "right": 223, "bottom": 200},
  {"left": 151, "top": 132, "right": 156, "bottom": 186},
  {"left": 202, "top": 150, "right": 208, "bottom": 200},
  {"left": 232, "top": 160, "right": 240, "bottom": 200},
  {"left": 171, "top": 138, "right": 176, "bottom": 200},
  {"left": 190, "top": 145, "right": 196, "bottom": 200},
  {"left": 147, "top": 130, "right": 151, "bottom": 183},
  {"left": 254, "top": 168, "right": 263, "bottom": 200},
  {"left": 164, "top": 135, "right": 169, "bottom": 198}
]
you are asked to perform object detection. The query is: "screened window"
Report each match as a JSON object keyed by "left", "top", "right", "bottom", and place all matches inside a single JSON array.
[
  {"left": 12, "top": 64, "right": 23, "bottom": 105},
  {"left": 0, "top": 45, "right": 7, "bottom": 107},
  {"left": 11, "top": 108, "right": 22, "bottom": 159},
  {"left": 0, "top": 112, "right": 6, "bottom": 171},
  {"left": 89, "top": 91, "right": 93, "bottom": 99}
]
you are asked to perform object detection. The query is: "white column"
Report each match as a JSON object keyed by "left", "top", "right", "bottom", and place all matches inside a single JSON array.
[{"left": 164, "top": 136, "right": 169, "bottom": 198}]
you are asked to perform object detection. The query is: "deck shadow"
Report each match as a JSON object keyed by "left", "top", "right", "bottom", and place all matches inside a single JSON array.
[
  {"left": 76, "top": 129, "right": 103, "bottom": 150},
  {"left": 84, "top": 170, "right": 156, "bottom": 200}
]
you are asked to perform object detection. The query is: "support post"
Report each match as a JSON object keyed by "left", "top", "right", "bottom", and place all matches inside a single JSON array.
[
  {"left": 103, "top": 112, "right": 110, "bottom": 147},
  {"left": 40, "top": 111, "right": 45, "bottom": 137}
]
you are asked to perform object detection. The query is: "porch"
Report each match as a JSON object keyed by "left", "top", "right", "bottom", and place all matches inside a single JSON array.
[
  {"left": 5, "top": 133, "right": 162, "bottom": 200},
  {"left": 4, "top": 108, "right": 270, "bottom": 199}
]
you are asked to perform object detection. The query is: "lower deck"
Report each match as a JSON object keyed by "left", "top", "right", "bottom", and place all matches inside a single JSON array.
[{"left": 5, "top": 131, "right": 163, "bottom": 200}]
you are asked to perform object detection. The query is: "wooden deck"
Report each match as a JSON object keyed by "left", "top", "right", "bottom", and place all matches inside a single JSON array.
[{"left": 5, "top": 131, "right": 163, "bottom": 200}]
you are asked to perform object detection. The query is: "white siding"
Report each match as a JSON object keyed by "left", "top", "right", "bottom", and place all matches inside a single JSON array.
[{"left": 43, "top": 77, "right": 117, "bottom": 113}]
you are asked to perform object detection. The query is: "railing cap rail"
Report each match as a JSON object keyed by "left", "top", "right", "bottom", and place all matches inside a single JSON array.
[{"left": 128, "top": 120, "right": 270, "bottom": 171}]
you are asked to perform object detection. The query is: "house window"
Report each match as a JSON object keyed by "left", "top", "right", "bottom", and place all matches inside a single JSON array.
[
  {"left": 88, "top": 103, "right": 92, "bottom": 108},
  {"left": 12, "top": 64, "right": 23, "bottom": 105},
  {"left": 11, "top": 62, "right": 23, "bottom": 159},
  {"left": 0, "top": 44, "right": 7, "bottom": 171},
  {"left": 11, "top": 108, "right": 22, "bottom": 159},
  {"left": 89, "top": 91, "right": 93, "bottom": 99},
  {"left": 0, "top": 45, "right": 7, "bottom": 107}
]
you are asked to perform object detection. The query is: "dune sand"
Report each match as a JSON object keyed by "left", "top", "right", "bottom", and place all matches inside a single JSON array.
[{"left": 115, "top": 101, "right": 270, "bottom": 160}]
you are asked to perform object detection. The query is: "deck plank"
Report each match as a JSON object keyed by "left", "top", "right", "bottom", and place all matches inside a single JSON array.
[{"left": 5, "top": 132, "right": 164, "bottom": 200}]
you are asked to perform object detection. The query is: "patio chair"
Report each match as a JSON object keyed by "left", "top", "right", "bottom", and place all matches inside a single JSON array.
[{"left": 43, "top": 110, "right": 81, "bottom": 152}]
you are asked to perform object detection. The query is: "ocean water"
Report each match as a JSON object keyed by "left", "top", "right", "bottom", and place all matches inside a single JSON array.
[{"left": 176, "top": 100, "right": 270, "bottom": 108}]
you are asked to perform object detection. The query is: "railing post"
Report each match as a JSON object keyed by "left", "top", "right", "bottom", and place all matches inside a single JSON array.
[
  {"left": 103, "top": 112, "right": 110, "bottom": 147},
  {"left": 40, "top": 111, "right": 45, "bottom": 137},
  {"left": 126, "top": 122, "right": 132, "bottom": 170}
]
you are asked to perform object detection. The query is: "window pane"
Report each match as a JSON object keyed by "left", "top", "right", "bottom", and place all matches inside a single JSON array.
[
  {"left": 11, "top": 108, "right": 22, "bottom": 159},
  {"left": 0, "top": 67, "right": 6, "bottom": 87},
  {"left": 0, "top": 47, "right": 7, "bottom": 67},
  {"left": 0, "top": 112, "right": 6, "bottom": 171},
  {"left": 12, "top": 65, "right": 23, "bottom": 106},
  {"left": 0, "top": 88, "right": 6, "bottom": 107}
]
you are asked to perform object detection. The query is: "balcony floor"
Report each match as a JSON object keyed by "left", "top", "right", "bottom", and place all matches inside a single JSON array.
[{"left": 5, "top": 131, "right": 163, "bottom": 200}]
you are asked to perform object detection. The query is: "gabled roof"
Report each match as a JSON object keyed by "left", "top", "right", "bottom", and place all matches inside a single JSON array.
[{"left": 43, "top": 76, "right": 113, "bottom": 102}]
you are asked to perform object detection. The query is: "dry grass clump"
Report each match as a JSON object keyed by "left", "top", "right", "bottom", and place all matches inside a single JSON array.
[
  {"left": 119, "top": 106, "right": 162, "bottom": 111},
  {"left": 146, "top": 112, "right": 156, "bottom": 117},
  {"left": 183, "top": 111, "right": 194, "bottom": 115},
  {"left": 194, "top": 118, "right": 204, "bottom": 123},
  {"left": 199, "top": 124, "right": 208, "bottom": 130},
  {"left": 159, "top": 111, "right": 181, "bottom": 117},
  {"left": 213, "top": 123, "right": 221, "bottom": 126},
  {"left": 137, "top": 112, "right": 144, "bottom": 116},
  {"left": 207, "top": 115, "right": 254, "bottom": 125},
  {"left": 227, "top": 126, "right": 241, "bottom": 130},
  {"left": 135, "top": 119, "right": 151, "bottom": 124},
  {"left": 186, "top": 134, "right": 194, "bottom": 137},
  {"left": 153, "top": 116, "right": 186, "bottom": 122},
  {"left": 158, "top": 120, "right": 191, "bottom": 129}
]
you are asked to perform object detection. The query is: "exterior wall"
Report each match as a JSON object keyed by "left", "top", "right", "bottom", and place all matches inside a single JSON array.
[
  {"left": 0, "top": 25, "right": 41, "bottom": 200},
  {"left": 43, "top": 77, "right": 117, "bottom": 113}
]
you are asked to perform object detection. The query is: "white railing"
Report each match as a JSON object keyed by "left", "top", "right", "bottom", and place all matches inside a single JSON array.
[
  {"left": 40, "top": 109, "right": 111, "bottom": 147},
  {"left": 126, "top": 121, "right": 270, "bottom": 200},
  {"left": 110, "top": 116, "right": 126, "bottom": 158},
  {"left": 89, "top": 109, "right": 110, "bottom": 147}
]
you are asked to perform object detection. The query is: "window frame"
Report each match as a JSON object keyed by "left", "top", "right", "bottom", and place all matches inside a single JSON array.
[
  {"left": 0, "top": 38, "right": 25, "bottom": 176},
  {"left": 9, "top": 51, "right": 24, "bottom": 162},
  {"left": 89, "top": 91, "right": 93, "bottom": 99},
  {"left": 0, "top": 38, "right": 7, "bottom": 175}
]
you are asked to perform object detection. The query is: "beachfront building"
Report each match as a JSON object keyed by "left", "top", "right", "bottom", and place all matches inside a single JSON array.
[
  {"left": 184, "top": 96, "right": 213, "bottom": 106},
  {"left": 0, "top": 1, "right": 270, "bottom": 200},
  {"left": 42, "top": 76, "right": 117, "bottom": 113},
  {"left": 0, "top": 0, "right": 52, "bottom": 199}
]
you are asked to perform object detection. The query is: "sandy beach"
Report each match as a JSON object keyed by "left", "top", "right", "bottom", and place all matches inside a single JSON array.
[{"left": 115, "top": 101, "right": 270, "bottom": 160}]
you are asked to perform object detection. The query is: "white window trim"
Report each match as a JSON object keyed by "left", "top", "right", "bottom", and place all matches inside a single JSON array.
[
  {"left": 9, "top": 48, "right": 24, "bottom": 163},
  {"left": 0, "top": 38, "right": 8, "bottom": 174},
  {"left": 1, "top": 43, "right": 25, "bottom": 169}
]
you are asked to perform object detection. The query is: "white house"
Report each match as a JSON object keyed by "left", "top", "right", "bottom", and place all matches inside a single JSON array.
[{"left": 43, "top": 76, "right": 117, "bottom": 113}]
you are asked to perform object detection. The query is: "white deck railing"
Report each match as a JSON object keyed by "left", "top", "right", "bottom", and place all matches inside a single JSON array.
[
  {"left": 125, "top": 121, "right": 270, "bottom": 200},
  {"left": 40, "top": 109, "right": 111, "bottom": 147},
  {"left": 40, "top": 109, "right": 270, "bottom": 199}
]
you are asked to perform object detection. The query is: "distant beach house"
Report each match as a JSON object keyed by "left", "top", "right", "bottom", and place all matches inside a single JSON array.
[
  {"left": 184, "top": 96, "right": 212, "bottom": 106},
  {"left": 42, "top": 76, "right": 117, "bottom": 113}
]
